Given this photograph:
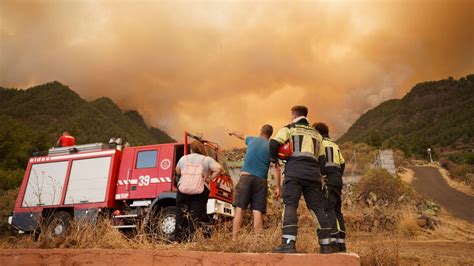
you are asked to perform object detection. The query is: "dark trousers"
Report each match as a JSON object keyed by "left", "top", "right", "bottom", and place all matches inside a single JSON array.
[
  {"left": 175, "top": 187, "right": 210, "bottom": 242},
  {"left": 326, "top": 185, "right": 345, "bottom": 241},
  {"left": 282, "top": 178, "right": 331, "bottom": 245}
]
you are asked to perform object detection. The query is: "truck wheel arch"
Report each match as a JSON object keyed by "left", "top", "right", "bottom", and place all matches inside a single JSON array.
[{"left": 150, "top": 192, "right": 177, "bottom": 210}]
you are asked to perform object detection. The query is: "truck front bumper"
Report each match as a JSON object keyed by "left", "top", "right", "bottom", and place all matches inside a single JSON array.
[
  {"left": 8, "top": 215, "right": 25, "bottom": 234},
  {"left": 206, "top": 199, "right": 234, "bottom": 218}
]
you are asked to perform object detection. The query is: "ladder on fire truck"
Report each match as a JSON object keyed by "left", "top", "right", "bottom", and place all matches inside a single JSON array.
[
  {"left": 47, "top": 137, "right": 127, "bottom": 156},
  {"left": 48, "top": 143, "right": 113, "bottom": 155}
]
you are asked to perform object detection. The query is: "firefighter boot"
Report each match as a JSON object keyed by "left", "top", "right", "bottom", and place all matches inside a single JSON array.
[
  {"left": 330, "top": 233, "right": 339, "bottom": 253},
  {"left": 320, "top": 244, "right": 332, "bottom": 254},
  {"left": 338, "top": 231, "right": 346, "bottom": 252},
  {"left": 317, "top": 228, "right": 334, "bottom": 254},
  {"left": 272, "top": 239, "right": 296, "bottom": 253},
  {"left": 338, "top": 243, "right": 347, "bottom": 253}
]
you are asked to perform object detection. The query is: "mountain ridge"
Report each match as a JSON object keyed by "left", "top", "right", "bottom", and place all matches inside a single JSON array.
[
  {"left": 338, "top": 74, "right": 474, "bottom": 156},
  {"left": 0, "top": 81, "right": 175, "bottom": 172}
]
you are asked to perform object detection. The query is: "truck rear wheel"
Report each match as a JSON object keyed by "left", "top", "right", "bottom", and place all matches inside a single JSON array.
[{"left": 45, "top": 211, "right": 72, "bottom": 237}]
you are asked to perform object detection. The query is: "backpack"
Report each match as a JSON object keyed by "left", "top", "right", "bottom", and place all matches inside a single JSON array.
[{"left": 177, "top": 156, "right": 206, "bottom": 195}]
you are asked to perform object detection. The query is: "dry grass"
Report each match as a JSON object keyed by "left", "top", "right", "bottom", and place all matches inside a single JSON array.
[
  {"left": 1, "top": 164, "right": 472, "bottom": 265},
  {"left": 1, "top": 201, "right": 473, "bottom": 265},
  {"left": 0, "top": 200, "right": 322, "bottom": 253},
  {"left": 397, "top": 207, "right": 420, "bottom": 238},
  {"left": 191, "top": 201, "right": 319, "bottom": 253},
  {"left": 350, "top": 234, "right": 400, "bottom": 266},
  {"left": 428, "top": 209, "right": 474, "bottom": 242}
]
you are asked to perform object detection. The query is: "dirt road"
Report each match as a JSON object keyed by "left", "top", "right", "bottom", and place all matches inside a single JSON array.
[
  {"left": 400, "top": 240, "right": 473, "bottom": 265},
  {"left": 411, "top": 166, "right": 474, "bottom": 223}
]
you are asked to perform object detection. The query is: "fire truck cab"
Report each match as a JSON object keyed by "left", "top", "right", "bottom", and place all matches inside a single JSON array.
[{"left": 9, "top": 133, "right": 234, "bottom": 239}]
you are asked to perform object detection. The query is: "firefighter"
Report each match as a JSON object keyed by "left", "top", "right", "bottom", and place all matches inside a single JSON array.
[
  {"left": 313, "top": 122, "right": 346, "bottom": 252},
  {"left": 56, "top": 130, "right": 75, "bottom": 147},
  {"left": 270, "top": 105, "right": 332, "bottom": 254},
  {"left": 229, "top": 125, "right": 281, "bottom": 240}
]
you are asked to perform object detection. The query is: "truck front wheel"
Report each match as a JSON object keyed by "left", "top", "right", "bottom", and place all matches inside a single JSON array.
[
  {"left": 45, "top": 211, "right": 72, "bottom": 237},
  {"left": 159, "top": 206, "right": 176, "bottom": 238},
  {"left": 149, "top": 206, "right": 176, "bottom": 241}
]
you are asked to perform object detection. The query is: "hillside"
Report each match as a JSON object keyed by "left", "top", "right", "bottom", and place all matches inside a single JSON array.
[
  {"left": 0, "top": 81, "right": 175, "bottom": 190},
  {"left": 339, "top": 75, "right": 474, "bottom": 157}
]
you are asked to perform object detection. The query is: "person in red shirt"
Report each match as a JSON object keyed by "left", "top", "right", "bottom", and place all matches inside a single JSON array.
[{"left": 56, "top": 131, "right": 75, "bottom": 147}]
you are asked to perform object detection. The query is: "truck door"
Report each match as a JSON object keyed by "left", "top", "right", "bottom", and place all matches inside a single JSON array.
[{"left": 128, "top": 147, "right": 160, "bottom": 199}]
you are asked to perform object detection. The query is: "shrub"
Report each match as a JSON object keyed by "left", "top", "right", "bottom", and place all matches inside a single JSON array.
[
  {"left": 0, "top": 188, "right": 19, "bottom": 236},
  {"left": 0, "top": 169, "right": 24, "bottom": 192},
  {"left": 356, "top": 168, "right": 414, "bottom": 204}
]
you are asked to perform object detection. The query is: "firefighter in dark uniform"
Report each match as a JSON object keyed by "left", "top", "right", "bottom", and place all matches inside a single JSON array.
[
  {"left": 270, "top": 106, "right": 333, "bottom": 254},
  {"left": 313, "top": 122, "right": 346, "bottom": 252}
]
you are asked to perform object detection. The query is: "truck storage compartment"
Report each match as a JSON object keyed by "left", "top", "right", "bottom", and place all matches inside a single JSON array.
[
  {"left": 22, "top": 161, "right": 69, "bottom": 207},
  {"left": 65, "top": 157, "right": 112, "bottom": 204}
]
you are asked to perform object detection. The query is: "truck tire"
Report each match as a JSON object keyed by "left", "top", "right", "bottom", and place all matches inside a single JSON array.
[
  {"left": 150, "top": 206, "right": 176, "bottom": 241},
  {"left": 45, "top": 211, "right": 72, "bottom": 237}
]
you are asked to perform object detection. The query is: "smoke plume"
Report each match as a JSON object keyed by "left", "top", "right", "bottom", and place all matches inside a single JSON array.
[{"left": 1, "top": 0, "right": 473, "bottom": 147}]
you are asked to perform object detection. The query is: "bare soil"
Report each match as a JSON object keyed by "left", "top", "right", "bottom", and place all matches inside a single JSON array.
[
  {"left": 1, "top": 241, "right": 472, "bottom": 265},
  {"left": 0, "top": 249, "right": 360, "bottom": 266},
  {"left": 400, "top": 240, "right": 474, "bottom": 265}
]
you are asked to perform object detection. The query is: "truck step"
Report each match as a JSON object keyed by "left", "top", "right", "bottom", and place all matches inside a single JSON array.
[
  {"left": 113, "top": 214, "right": 139, "bottom": 219},
  {"left": 112, "top": 225, "right": 137, "bottom": 229}
]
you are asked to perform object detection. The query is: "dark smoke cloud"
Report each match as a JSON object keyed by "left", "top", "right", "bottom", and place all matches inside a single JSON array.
[{"left": 1, "top": 0, "right": 473, "bottom": 147}]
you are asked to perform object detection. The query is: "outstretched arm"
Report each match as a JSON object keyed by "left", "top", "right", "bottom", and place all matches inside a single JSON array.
[{"left": 228, "top": 131, "right": 246, "bottom": 141}]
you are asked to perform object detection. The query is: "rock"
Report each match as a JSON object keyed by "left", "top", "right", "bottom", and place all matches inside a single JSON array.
[
  {"left": 416, "top": 218, "right": 428, "bottom": 227},
  {"left": 423, "top": 209, "right": 437, "bottom": 216}
]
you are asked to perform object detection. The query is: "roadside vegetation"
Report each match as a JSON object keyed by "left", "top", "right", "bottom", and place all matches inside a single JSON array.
[
  {"left": 439, "top": 151, "right": 474, "bottom": 188},
  {"left": 2, "top": 163, "right": 472, "bottom": 264}
]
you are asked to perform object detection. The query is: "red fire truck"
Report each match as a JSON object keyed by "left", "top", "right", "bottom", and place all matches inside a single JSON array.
[{"left": 8, "top": 133, "right": 234, "bottom": 239}]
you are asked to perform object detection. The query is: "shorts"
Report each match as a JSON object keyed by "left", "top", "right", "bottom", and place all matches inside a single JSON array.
[{"left": 233, "top": 174, "right": 268, "bottom": 213}]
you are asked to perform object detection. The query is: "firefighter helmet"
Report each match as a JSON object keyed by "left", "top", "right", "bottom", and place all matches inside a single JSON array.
[{"left": 278, "top": 141, "right": 292, "bottom": 160}]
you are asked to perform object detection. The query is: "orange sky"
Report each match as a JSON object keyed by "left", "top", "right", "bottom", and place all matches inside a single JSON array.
[{"left": 1, "top": 0, "right": 473, "bottom": 148}]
